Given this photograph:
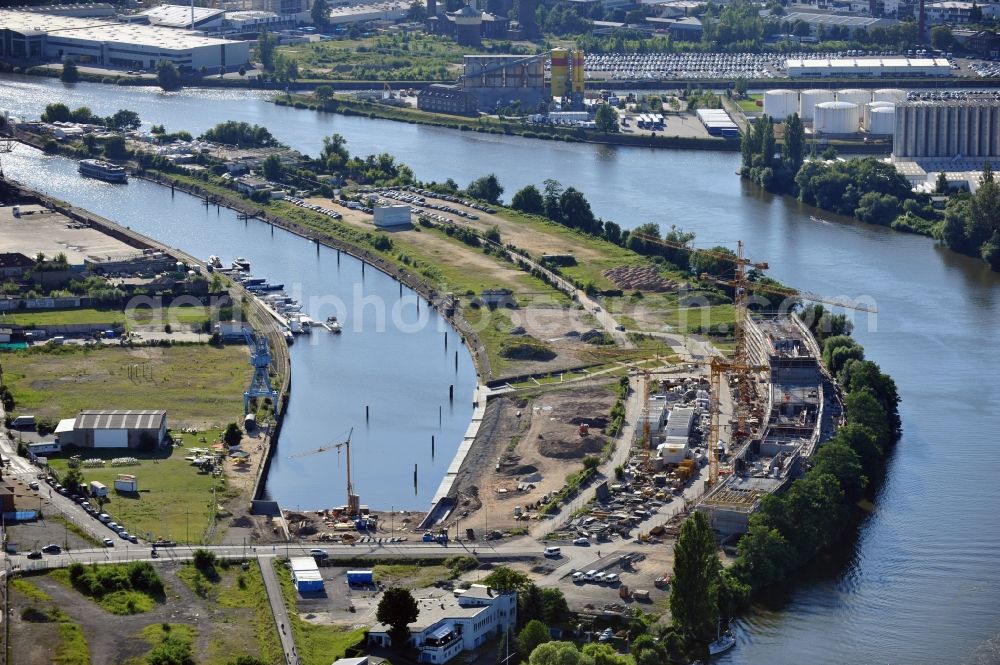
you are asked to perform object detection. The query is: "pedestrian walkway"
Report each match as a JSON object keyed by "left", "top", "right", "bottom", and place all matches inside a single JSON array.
[{"left": 258, "top": 556, "right": 299, "bottom": 665}]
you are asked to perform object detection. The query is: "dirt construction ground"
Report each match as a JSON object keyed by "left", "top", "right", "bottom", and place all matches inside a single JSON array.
[{"left": 445, "top": 382, "right": 618, "bottom": 536}]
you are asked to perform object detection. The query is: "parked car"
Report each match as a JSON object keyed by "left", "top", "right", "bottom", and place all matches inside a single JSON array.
[
  {"left": 309, "top": 549, "right": 329, "bottom": 560},
  {"left": 41, "top": 544, "right": 61, "bottom": 554},
  {"left": 573, "top": 537, "right": 589, "bottom": 546},
  {"left": 572, "top": 571, "right": 584, "bottom": 582},
  {"left": 604, "top": 573, "right": 620, "bottom": 585},
  {"left": 98, "top": 513, "right": 111, "bottom": 523},
  {"left": 28, "top": 481, "right": 39, "bottom": 491},
  {"left": 118, "top": 531, "right": 131, "bottom": 540},
  {"left": 27, "top": 550, "right": 42, "bottom": 559},
  {"left": 583, "top": 569, "right": 598, "bottom": 581},
  {"left": 128, "top": 534, "right": 138, "bottom": 544},
  {"left": 102, "top": 537, "right": 114, "bottom": 547},
  {"left": 107, "top": 522, "right": 120, "bottom": 531}
]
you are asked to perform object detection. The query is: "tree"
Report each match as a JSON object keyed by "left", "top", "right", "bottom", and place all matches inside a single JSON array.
[
  {"left": 261, "top": 154, "right": 284, "bottom": 182},
  {"left": 102, "top": 136, "right": 129, "bottom": 160},
  {"left": 60, "top": 57, "right": 79, "bottom": 83},
  {"left": 669, "top": 511, "right": 718, "bottom": 645},
  {"left": 542, "top": 178, "right": 563, "bottom": 221},
  {"left": 467, "top": 173, "right": 504, "bottom": 204},
  {"left": 63, "top": 467, "right": 84, "bottom": 494},
  {"left": 529, "top": 642, "right": 593, "bottom": 665},
  {"left": 732, "top": 522, "right": 793, "bottom": 590},
  {"left": 583, "top": 643, "right": 633, "bottom": 665},
  {"left": 811, "top": 441, "right": 867, "bottom": 503},
  {"left": 930, "top": 25, "right": 955, "bottom": 50},
  {"left": 559, "top": 187, "right": 599, "bottom": 233},
  {"left": 407, "top": 0, "right": 427, "bottom": 21},
  {"left": 315, "top": 85, "right": 334, "bottom": 102},
  {"left": 106, "top": 109, "right": 141, "bottom": 132},
  {"left": 257, "top": 30, "right": 278, "bottom": 71},
  {"left": 376, "top": 587, "right": 419, "bottom": 649},
  {"left": 41, "top": 103, "right": 71, "bottom": 123},
  {"left": 519, "top": 584, "right": 545, "bottom": 624},
  {"left": 511, "top": 184, "right": 545, "bottom": 214},
  {"left": 311, "top": 0, "right": 330, "bottom": 27},
  {"left": 157, "top": 61, "right": 181, "bottom": 91},
  {"left": 224, "top": 422, "right": 243, "bottom": 447},
  {"left": 935, "top": 171, "right": 950, "bottom": 193},
  {"left": 148, "top": 635, "right": 195, "bottom": 665},
  {"left": 192, "top": 549, "right": 217, "bottom": 571},
  {"left": 782, "top": 113, "right": 805, "bottom": 174},
  {"left": 540, "top": 587, "right": 570, "bottom": 625},
  {"left": 518, "top": 619, "right": 551, "bottom": 656},
  {"left": 483, "top": 566, "right": 530, "bottom": 592},
  {"left": 594, "top": 104, "right": 619, "bottom": 133}
]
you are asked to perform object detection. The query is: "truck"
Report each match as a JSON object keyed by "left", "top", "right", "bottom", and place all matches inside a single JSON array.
[
  {"left": 89, "top": 481, "right": 108, "bottom": 497},
  {"left": 631, "top": 589, "right": 651, "bottom": 602}
]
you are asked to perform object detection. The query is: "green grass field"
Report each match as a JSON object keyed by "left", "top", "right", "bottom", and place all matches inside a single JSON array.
[
  {"left": 47, "top": 443, "right": 223, "bottom": 544},
  {"left": 49, "top": 567, "right": 161, "bottom": 615},
  {"left": 274, "top": 561, "right": 367, "bottom": 665},
  {"left": 737, "top": 94, "right": 763, "bottom": 113},
  {"left": 3, "top": 344, "right": 249, "bottom": 428},
  {"left": 0, "top": 308, "right": 125, "bottom": 327}
]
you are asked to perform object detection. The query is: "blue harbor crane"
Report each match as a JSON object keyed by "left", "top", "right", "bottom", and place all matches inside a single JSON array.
[{"left": 243, "top": 328, "right": 278, "bottom": 414}]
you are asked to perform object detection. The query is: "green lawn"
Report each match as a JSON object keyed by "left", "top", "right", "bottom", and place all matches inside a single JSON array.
[
  {"left": 274, "top": 561, "right": 367, "bottom": 665},
  {"left": 373, "top": 563, "right": 452, "bottom": 589},
  {"left": 737, "top": 94, "right": 763, "bottom": 113},
  {"left": 0, "top": 307, "right": 125, "bottom": 327},
  {"left": 48, "top": 444, "right": 223, "bottom": 544},
  {"left": 2, "top": 344, "right": 249, "bottom": 428}
]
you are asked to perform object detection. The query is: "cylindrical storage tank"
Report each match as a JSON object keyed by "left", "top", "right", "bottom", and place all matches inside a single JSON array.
[
  {"left": 867, "top": 105, "right": 895, "bottom": 135},
  {"left": 763, "top": 89, "right": 798, "bottom": 121},
  {"left": 863, "top": 101, "right": 895, "bottom": 129},
  {"left": 814, "top": 101, "right": 860, "bottom": 135},
  {"left": 836, "top": 88, "right": 873, "bottom": 107},
  {"left": 872, "top": 88, "right": 906, "bottom": 103},
  {"left": 798, "top": 89, "right": 835, "bottom": 122}
]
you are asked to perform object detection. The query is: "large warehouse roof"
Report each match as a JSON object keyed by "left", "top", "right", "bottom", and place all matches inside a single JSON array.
[
  {"left": 0, "top": 9, "right": 241, "bottom": 49},
  {"left": 139, "top": 4, "right": 225, "bottom": 29},
  {"left": 75, "top": 410, "right": 166, "bottom": 430},
  {"left": 781, "top": 11, "right": 893, "bottom": 28}
]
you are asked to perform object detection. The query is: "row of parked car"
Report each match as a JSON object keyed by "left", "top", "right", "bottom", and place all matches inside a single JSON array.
[
  {"left": 282, "top": 195, "right": 343, "bottom": 220},
  {"left": 572, "top": 569, "right": 620, "bottom": 585},
  {"left": 38, "top": 474, "right": 139, "bottom": 545}
]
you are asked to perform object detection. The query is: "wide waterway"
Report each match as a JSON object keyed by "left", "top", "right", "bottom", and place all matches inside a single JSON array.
[{"left": 2, "top": 75, "right": 999, "bottom": 665}]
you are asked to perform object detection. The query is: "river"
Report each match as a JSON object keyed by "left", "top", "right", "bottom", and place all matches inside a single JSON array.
[{"left": 2, "top": 75, "right": 999, "bottom": 664}]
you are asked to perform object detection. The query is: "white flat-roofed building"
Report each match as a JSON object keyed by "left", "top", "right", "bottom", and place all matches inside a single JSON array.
[
  {"left": 373, "top": 204, "right": 412, "bottom": 228},
  {"left": 139, "top": 4, "right": 225, "bottom": 29},
  {"left": 289, "top": 557, "right": 324, "bottom": 592},
  {"left": 0, "top": 9, "right": 250, "bottom": 71},
  {"left": 325, "top": 0, "right": 410, "bottom": 25},
  {"left": 780, "top": 11, "right": 896, "bottom": 35},
  {"left": 925, "top": 1, "right": 1000, "bottom": 23},
  {"left": 369, "top": 584, "right": 516, "bottom": 664},
  {"left": 786, "top": 56, "right": 951, "bottom": 78}
]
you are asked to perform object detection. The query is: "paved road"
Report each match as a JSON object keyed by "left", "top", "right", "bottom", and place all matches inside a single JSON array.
[{"left": 259, "top": 556, "right": 298, "bottom": 665}]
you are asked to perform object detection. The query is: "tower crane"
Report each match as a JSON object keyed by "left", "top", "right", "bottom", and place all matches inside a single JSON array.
[
  {"left": 629, "top": 233, "right": 875, "bottom": 488},
  {"left": 288, "top": 428, "right": 357, "bottom": 514}
]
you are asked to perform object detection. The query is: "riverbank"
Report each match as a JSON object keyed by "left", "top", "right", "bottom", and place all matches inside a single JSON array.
[{"left": 277, "top": 93, "right": 743, "bottom": 152}]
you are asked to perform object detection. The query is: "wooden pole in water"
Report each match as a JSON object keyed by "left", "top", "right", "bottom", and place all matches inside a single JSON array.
[
  {"left": 413, "top": 464, "right": 418, "bottom": 492},
  {"left": 439, "top": 405, "right": 442, "bottom": 427},
  {"left": 444, "top": 333, "right": 448, "bottom": 350},
  {"left": 431, "top": 435, "right": 435, "bottom": 457},
  {"left": 365, "top": 405, "right": 369, "bottom": 422},
  {"left": 449, "top": 385, "right": 454, "bottom": 402},
  {"left": 455, "top": 351, "right": 458, "bottom": 370}
]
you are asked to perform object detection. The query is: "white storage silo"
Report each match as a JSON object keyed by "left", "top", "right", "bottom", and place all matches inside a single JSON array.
[
  {"left": 867, "top": 105, "right": 895, "bottom": 135},
  {"left": 836, "top": 88, "right": 873, "bottom": 107},
  {"left": 814, "top": 101, "right": 861, "bottom": 135},
  {"left": 763, "top": 89, "right": 798, "bottom": 121},
  {"left": 863, "top": 101, "right": 895, "bottom": 129},
  {"left": 873, "top": 88, "right": 906, "bottom": 103},
  {"left": 799, "top": 89, "right": 835, "bottom": 122}
]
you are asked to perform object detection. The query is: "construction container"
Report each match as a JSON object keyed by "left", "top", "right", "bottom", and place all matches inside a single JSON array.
[
  {"left": 114, "top": 474, "right": 138, "bottom": 493},
  {"left": 632, "top": 589, "right": 651, "bottom": 601},
  {"left": 346, "top": 570, "right": 374, "bottom": 585}
]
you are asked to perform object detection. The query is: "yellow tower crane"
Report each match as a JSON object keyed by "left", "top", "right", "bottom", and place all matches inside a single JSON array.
[{"left": 288, "top": 428, "right": 357, "bottom": 514}]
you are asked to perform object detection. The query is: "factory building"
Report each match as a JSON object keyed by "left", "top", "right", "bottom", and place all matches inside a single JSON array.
[
  {"left": 893, "top": 97, "right": 1000, "bottom": 160},
  {"left": 462, "top": 54, "right": 547, "bottom": 110},
  {"left": 786, "top": 56, "right": 951, "bottom": 78},
  {"left": 55, "top": 410, "right": 167, "bottom": 449},
  {"left": 780, "top": 11, "right": 898, "bottom": 36},
  {"left": 0, "top": 10, "right": 250, "bottom": 71},
  {"left": 139, "top": 5, "right": 226, "bottom": 30},
  {"left": 417, "top": 83, "right": 478, "bottom": 115}
]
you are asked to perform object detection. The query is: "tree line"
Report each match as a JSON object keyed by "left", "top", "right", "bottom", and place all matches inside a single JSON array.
[{"left": 41, "top": 103, "right": 142, "bottom": 132}]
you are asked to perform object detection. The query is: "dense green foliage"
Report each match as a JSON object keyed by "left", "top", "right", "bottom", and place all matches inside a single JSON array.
[
  {"left": 938, "top": 163, "right": 1000, "bottom": 271},
  {"left": 731, "top": 331, "right": 901, "bottom": 592},
  {"left": 518, "top": 619, "right": 552, "bottom": 656},
  {"left": 467, "top": 173, "right": 504, "bottom": 204},
  {"left": 68, "top": 561, "right": 165, "bottom": 600},
  {"left": 796, "top": 157, "right": 914, "bottom": 223},
  {"left": 200, "top": 121, "right": 281, "bottom": 148},
  {"left": 740, "top": 113, "right": 803, "bottom": 192},
  {"left": 157, "top": 60, "right": 181, "bottom": 91},
  {"left": 595, "top": 104, "right": 619, "bottom": 133},
  {"left": 511, "top": 184, "right": 545, "bottom": 215},
  {"left": 376, "top": 586, "right": 419, "bottom": 648},
  {"left": 60, "top": 57, "right": 78, "bottom": 83},
  {"left": 670, "top": 511, "right": 748, "bottom": 655},
  {"left": 483, "top": 566, "right": 531, "bottom": 592}
]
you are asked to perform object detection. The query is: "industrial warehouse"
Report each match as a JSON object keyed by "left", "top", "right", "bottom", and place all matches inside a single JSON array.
[
  {"left": 0, "top": 9, "right": 250, "bottom": 70},
  {"left": 785, "top": 56, "right": 952, "bottom": 78}
]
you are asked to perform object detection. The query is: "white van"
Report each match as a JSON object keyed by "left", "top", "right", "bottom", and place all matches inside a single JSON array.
[
  {"left": 544, "top": 546, "right": 561, "bottom": 557},
  {"left": 11, "top": 415, "right": 35, "bottom": 429}
]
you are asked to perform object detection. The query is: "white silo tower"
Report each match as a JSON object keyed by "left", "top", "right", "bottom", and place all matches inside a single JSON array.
[
  {"left": 836, "top": 88, "right": 873, "bottom": 107},
  {"left": 814, "top": 101, "right": 861, "bottom": 135},
  {"left": 763, "top": 89, "right": 798, "bottom": 121},
  {"left": 799, "top": 89, "right": 835, "bottom": 122},
  {"left": 867, "top": 106, "right": 895, "bottom": 135},
  {"left": 872, "top": 88, "right": 907, "bottom": 104},
  {"left": 863, "top": 101, "right": 895, "bottom": 130}
]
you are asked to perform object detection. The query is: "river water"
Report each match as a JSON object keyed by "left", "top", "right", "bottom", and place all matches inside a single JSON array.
[{"left": 2, "top": 75, "right": 999, "bottom": 664}]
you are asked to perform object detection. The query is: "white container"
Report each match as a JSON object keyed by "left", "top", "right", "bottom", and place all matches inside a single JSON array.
[
  {"left": 863, "top": 101, "right": 895, "bottom": 130},
  {"left": 799, "top": 89, "right": 835, "bottom": 122},
  {"left": 873, "top": 87, "right": 907, "bottom": 103},
  {"left": 836, "top": 88, "right": 873, "bottom": 107},
  {"left": 867, "top": 106, "right": 895, "bottom": 135},
  {"left": 763, "top": 89, "right": 798, "bottom": 121},
  {"left": 814, "top": 101, "right": 861, "bottom": 135}
]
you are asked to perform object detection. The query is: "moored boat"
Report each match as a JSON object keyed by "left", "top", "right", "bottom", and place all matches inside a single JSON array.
[{"left": 78, "top": 159, "right": 128, "bottom": 184}]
